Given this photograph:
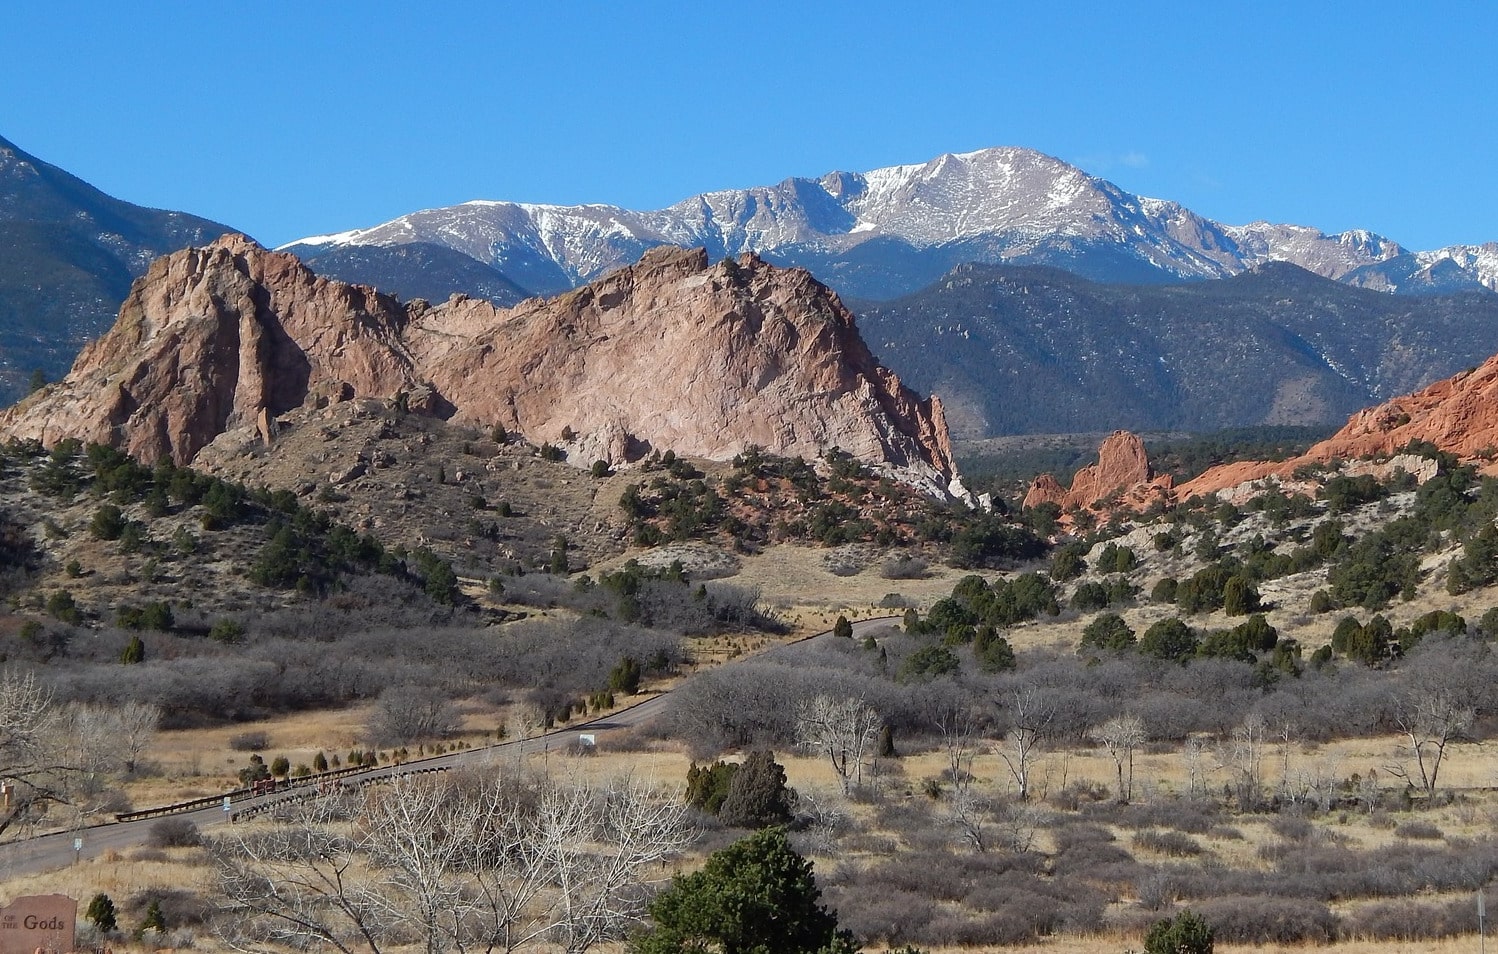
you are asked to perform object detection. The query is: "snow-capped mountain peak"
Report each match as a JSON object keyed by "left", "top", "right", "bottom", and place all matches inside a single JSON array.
[{"left": 279, "top": 147, "right": 1495, "bottom": 300}]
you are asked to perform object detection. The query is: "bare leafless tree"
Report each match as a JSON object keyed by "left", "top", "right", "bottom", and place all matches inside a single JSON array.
[
  {"left": 1181, "top": 734, "right": 1210, "bottom": 798},
  {"left": 113, "top": 700, "right": 160, "bottom": 774},
  {"left": 533, "top": 776, "right": 692, "bottom": 954},
  {"left": 996, "top": 685, "right": 1054, "bottom": 801},
  {"left": 944, "top": 784, "right": 994, "bottom": 853},
  {"left": 934, "top": 703, "right": 983, "bottom": 789},
  {"left": 931, "top": 702, "right": 993, "bottom": 851},
  {"left": 795, "top": 695, "right": 881, "bottom": 796},
  {"left": 368, "top": 685, "right": 462, "bottom": 747},
  {"left": 213, "top": 792, "right": 382, "bottom": 954},
  {"left": 212, "top": 768, "right": 689, "bottom": 954},
  {"left": 1219, "top": 713, "right": 1268, "bottom": 810},
  {"left": 1088, "top": 713, "right": 1146, "bottom": 803},
  {"left": 0, "top": 671, "right": 69, "bottom": 835},
  {"left": 1387, "top": 688, "right": 1472, "bottom": 798},
  {"left": 63, "top": 700, "right": 160, "bottom": 777}
]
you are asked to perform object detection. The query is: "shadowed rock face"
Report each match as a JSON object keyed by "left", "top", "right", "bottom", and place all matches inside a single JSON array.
[{"left": 1, "top": 235, "right": 958, "bottom": 492}]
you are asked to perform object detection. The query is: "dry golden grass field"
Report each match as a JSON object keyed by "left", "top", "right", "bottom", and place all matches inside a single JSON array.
[{"left": 5, "top": 520, "right": 1498, "bottom": 954}]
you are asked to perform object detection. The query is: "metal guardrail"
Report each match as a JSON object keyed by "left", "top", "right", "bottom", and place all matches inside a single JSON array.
[
  {"left": 228, "top": 765, "right": 451, "bottom": 823},
  {"left": 114, "top": 761, "right": 382, "bottom": 822}
]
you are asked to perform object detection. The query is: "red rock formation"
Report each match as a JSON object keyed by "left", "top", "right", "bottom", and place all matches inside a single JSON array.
[
  {"left": 1, "top": 236, "right": 959, "bottom": 491},
  {"left": 1023, "top": 430, "right": 1171, "bottom": 511},
  {"left": 1022, "top": 473, "right": 1068, "bottom": 509},
  {"left": 1181, "top": 351, "right": 1498, "bottom": 499}
]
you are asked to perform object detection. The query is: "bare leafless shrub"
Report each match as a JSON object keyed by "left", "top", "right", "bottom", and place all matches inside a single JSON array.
[
  {"left": 1111, "top": 798, "right": 1218, "bottom": 834},
  {"left": 124, "top": 887, "right": 211, "bottom": 927},
  {"left": 1346, "top": 900, "right": 1445, "bottom": 940},
  {"left": 366, "top": 684, "right": 461, "bottom": 746},
  {"left": 228, "top": 730, "right": 270, "bottom": 752},
  {"left": 1108, "top": 905, "right": 1164, "bottom": 935},
  {"left": 1052, "top": 779, "right": 1111, "bottom": 810},
  {"left": 1257, "top": 840, "right": 1296, "bottom": 863},
  {"left": 1050, "top": 823, "right": 1140, "bottom": 885},
  {"left": 924, "top": 908, "right": 1051, "bottom": 946},
  {"left": 1269, "top": 815, "right": 1314, "bottom": 841},
  {"left": 1257, "top": 839, "right": 1498, "bottom": 901},
  {"left": 499, "top": 573, "right": 573, "bottom": 608},
  {"left": 147, "top": 818, "right": 202, "bottom": 849},
  {"left": 861, "top": 854, "right": 970, "bottom": 901},
  {"left": 1133, "top": 829, "right": 1204, "bottom": 857},
  {"left": 1210, "top": 824, "right": 1245, "bottom": 840},
  {"left": 827, "top": 885, "right": 936, "bottom": 947},
  {"left": 595, "top": 727, "right": 653, "bottom": 753},
  {"left": 841, "top": 832, "right": 897, "bottom": 855},
  {"left": 1393, "top": 819, "right": 1444, "bottom": 840},
  {"left": 1195, "top": 895, "right": 1339, "bottom": 943},
  {"left": 1136, "top": 870, "right": 1186, "bottom": 910},
  {"left": 880, "top": 556, "right": 929, "bottom": 580},
  {"left": 953, "top": 873, "right": 1108, "bottom": 943}
]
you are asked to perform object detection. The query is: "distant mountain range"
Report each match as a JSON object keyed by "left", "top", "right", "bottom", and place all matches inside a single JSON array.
[
  {"left": 852, "top": 261, "right": 1498, "bottom": 436},
  {"left": 7, "top": 134, "right": 1498, "bottom": 441},
  {"left": 282, "top": 146, "right": 1498, "bottom": 302},
  {"left": 0, "top": 134, "right": 232, "bottom": 398}
]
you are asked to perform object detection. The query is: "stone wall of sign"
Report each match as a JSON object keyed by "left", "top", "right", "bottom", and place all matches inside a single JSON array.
[{"left": 0, "top": 895, "right": 75, "bottom": 954}]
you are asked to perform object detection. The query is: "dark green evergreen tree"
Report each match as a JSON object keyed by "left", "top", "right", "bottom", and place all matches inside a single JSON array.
[
  {"left": 1139, "top": 618, "right": 1197, "bottom": 661},
  {"left": 1079, "top": 612, "right": 1136, "bottom": 652},
  {"left": 685, "top": 761, "right": 739, "bottom": 815},
  {"left": 630, "top": 827, "right": 856, "bottom": 954},
  {"left": 1144, "top": 909, "right": 1213, "bottom": 954},
  {"left": 140, "top": 899, "right": 165, "bottom": 934},
  {"left": 85, "top": 893, "right": 117, "bottom": 933},
  {"left": 718, "top": 750, "right": 796, "bottom": 829},
  {"left": 120, "top": 634, "right": 145, "bottom": 665}
]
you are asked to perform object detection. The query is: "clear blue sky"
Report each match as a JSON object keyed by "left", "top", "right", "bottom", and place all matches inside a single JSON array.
[{"left": 5, "top": 2, "right": 1495, "bottom": 250}]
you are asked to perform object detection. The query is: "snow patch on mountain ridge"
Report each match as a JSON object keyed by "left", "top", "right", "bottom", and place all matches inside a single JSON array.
[{"left": 278, "top": 146, "right": 1493, "bottom": 296}]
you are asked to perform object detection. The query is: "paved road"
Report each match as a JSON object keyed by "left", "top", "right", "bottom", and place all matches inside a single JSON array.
[{"left": 0, "top": 615, "right": 898, "bottom": 880}]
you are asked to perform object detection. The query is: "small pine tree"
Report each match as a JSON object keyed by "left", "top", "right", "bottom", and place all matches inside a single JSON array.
[
  {"left": 85, "top": 893, "right": 117, "bottom": 933},
  {"left": 832, "top": 615, "right": 853, "bottom": 639},
  {"left": 238, "top": 754, "right": 271, "bottom": 786},
  {"left": 1144, "top": 910, "right": 1213, "bottom": 954},
  {"left": 608, "top": 656, "right": 642, "bottom": 695},
  {"left": 313, "top": 751, "right": 329, "bottom": 772},
  {"left": 120, "top": 634, "right": 145, "bottom": 665},
  {"left": 685, "top": 760, "right": 739, "bottom": 814},
  {"left": 140, "top": 899, "right": 166, "bottom": 934},
  {"left": 270, "top": 755, "right": 291, "bottom": 777}
]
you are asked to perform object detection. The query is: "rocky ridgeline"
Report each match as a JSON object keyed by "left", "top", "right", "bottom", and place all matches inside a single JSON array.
[
  {"left": 1, "top": 236, "right": 962, "bottom": 497},
  {"left": 1180, "top": 352, "right": 1498, "bottom": 499}
]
